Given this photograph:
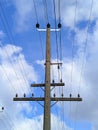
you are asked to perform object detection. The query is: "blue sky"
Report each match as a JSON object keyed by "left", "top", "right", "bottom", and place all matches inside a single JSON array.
[{"left": 0, "top": 0, "right": 98, "bottom": 130}]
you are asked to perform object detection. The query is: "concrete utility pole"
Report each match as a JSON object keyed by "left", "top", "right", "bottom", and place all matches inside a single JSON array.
[
  {"left": 13, "top": 23, "right": 82, "bottom": 130},
  {"left": 44, "top": 25, "right": 51, "bottom": 130}
]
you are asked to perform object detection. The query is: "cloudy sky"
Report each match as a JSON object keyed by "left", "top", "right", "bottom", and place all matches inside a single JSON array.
[{"left": 0, "top": 0, "right": 98, "bottom": 130}]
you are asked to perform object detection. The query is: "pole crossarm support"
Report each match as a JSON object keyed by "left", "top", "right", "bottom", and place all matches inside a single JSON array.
[
  {"left": 44, "top": 62, "right": 62, "bottom": 65},
  {"left": 50, "top": 62, "right": 62, "bottom": 65},
  {"left": 31, "top": 83, "right": 65, "bottom": 87},
  {"left": 13, "top": 97, "right": 82, "bottom": 102},
  {"left": 37, "top": 28, "right": 60, "bottom": 32}
]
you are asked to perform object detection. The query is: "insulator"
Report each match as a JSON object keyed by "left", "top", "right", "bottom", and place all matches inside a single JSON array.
[
  {"left": 36, "top": 23, "right": 40, "bottom": 28},
  {"left": 16, "top": 94, "right": 18, "bottom": 98},
  {"left": 70, "top": 93, "right": 72, "bottom": 98},
  {"left": 24, "top": 93, "right": 26, "bottom": 97},
  {"left": 32, "top": 93, "right": 34, "bottom": 97},
  {"left": 47, "top": 23, "right": 50, "bottom": 28},
  {"left": 61, "top": 93, "right": 64, "bottom": 97},
  {"left": 60, "top": 79, "right": 62, "bottom": 83},
  {"left": 53, "top": 93, "right": 56, "bottom": 97},
  {"left": 58, "top": 65, "right": 60, "bottom": 69},
  {"left": 58, "top": 23, "right": 62, "bottom": 28},
  {"left": 52, "top": 79, "right": 55, "bottom": 83},
  {"left": 78, "top": 94, "right": 80, "bottom": 98},
  {"left": 2, "top": 107, "right": 4, "bottom": 110}
]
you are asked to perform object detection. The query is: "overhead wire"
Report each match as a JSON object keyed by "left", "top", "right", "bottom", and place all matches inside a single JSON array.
[
  {"left": 70, "top": 0, "right": 78, "bottom": 94},
  {"left": 74, "top": 0, "right": 93, "bottom": 130},
  {"left": 58, "top": 0, "right": 63, "bottom": 95},
  {"left": 3, "top": 111, "right": 16, "bottom": 130},
  {"left": 42, "top": 0, "right": 49, "bottom": 24},
  {"left": 0, "top": 2, "right": 29, "bottom": 93},
  {"left": 0, "top": 4, "right": 34, "bottom": 128},
  {"left": 52, "top": 0, "right": 62, "bottom": 100},
  {"left": 0, "top": 60, "right": 16, "bottom": 92},
  {"left": 0, "top": 106, "right": 15, "bottom": 130},
  {"left": 58, "top": 1, "right": 65, "bottom": 129},
  {"left": 58, "top": 0, "right": 63, "bottom": 84},
  {"left": 0, "top": 1, "right": 44, "bottom": 129},
  {"left": 78, "top": 0, "right": 93, "bottom": 94},
  {"left": 68, "top": 0, "right": 78, "bottom": 129},
  {"left": 58, "top": 0, "right": 62, "bottom": 62},
  {"left": 53, "top": 0, "right": 59, "bottom": 62},
  {"left": 33, "top": 0, "right": 44, "bottom": 61},
  {"left": 0, "top": 115, "right": 11, "bottom": 130}
]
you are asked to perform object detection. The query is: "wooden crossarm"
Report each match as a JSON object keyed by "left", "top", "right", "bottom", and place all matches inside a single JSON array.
[
  {"left": 31, "top": 83, "right": 65, "bottom": 87},
  {"left": 13, "top": 97, "right": 82, "bottom": 102}
]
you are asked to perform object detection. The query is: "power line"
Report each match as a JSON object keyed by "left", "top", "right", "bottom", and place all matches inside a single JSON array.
[
  {"left": 33, "top": 0, "right": 38, "bottom": 23},
  {"left": 70, "top": 0, "right": 78, "bottom": 94},
  {"left": 58, "top": 0, "right": 63, "bottom": 94},
  {"left": 0, "top": 2, "right": 29, "bottom": 92},
  {"left": 0, "top": 4, "right": 25, "bottom": 92},
  {"left": 78, "top": 0, "right": 93, "bottom": 93},
  {"left": 33, "top": 0, "right": 44, "bottom": 60},
  {"left": 0, "top": 62, "right": 16, "bottom": 92},
  {"left": 58, "top": 0, "right": 61, "bottom": 22},
  {"left": 53, "top": 0, "right": 59, "bottom": 62},
  {"left": 3, "top": 111, "right": 16, "bottom": 130},
  {"left": 68, "top": 0, "right": 78, "bottom": 129},
  {"left": 74, "top": 1, "right": 93, "bottom": 130},
  {"left": 52, "top": 0, "right": 62, "bottom": 95},
  {"left": 42, "top": 0, "right": 49, "bottom": 23}
]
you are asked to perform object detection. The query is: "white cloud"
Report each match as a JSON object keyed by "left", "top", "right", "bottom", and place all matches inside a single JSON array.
[
  {"left": 13, "top": 0, "right": 34, "bottom": 32},
  {"left": 0, "top": 43, "right": 39, "bottom": 129},
  {"left": 12, "top": 0, "right": 45, "bottom": 32},
  {"left": 60, "top": 0, "right": 98, "bottom": 29},
  {"left": 12, "top": 114, "right": 72, "bottom": 130}
]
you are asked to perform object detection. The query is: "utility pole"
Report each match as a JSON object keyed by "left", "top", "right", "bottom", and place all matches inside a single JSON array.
[{"left": 13, "top": 23, "right": 82, "bottom": 130}]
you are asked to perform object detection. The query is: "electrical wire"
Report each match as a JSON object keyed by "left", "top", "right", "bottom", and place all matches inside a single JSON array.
[
  {"left": 70, "top": 0, "right": 78, "bottom": 94},
  {"left": 78, "top": 0, "right": 93, "bottom": 93},
  {"left": 58, "top": 0, "right": 61, "bottom": 23},
  {"left": 0, "top": 1, "right": 34, "bottom": 94},
  {"left": 0, "top": 2, "right": 33, "bottom": 94},
  {"left": 53, "top": 0, "right": 61, "bottom": 98},
  {"left": 0, "top": 5, "right": 34, "bottom": 128},
  {"left": 33, "top": 0, "right": 38, "bottom": 23},
  {"left": 58, "top": 0, "right": 63, "bottom": 96},
  {"left": 68, "top": 0, "right": 78, "bottom": 129},
  {"left": 3, "top": 111, "right": 16, "bottom": 130},
  {"left": 33, "top": 0, "right": 44, "bottom": 61},
  {"left": 58, "top": 0, "right": 62, "bottom": 62},
  {"left": 0, "top": 116, "right": 11, "bottom": 130},
  {"left": 0, "top": 1, "right": 44, "bottom": 130},
  {"left": 74, "top": 0, "right": 93, "bottom": 130},
  {"left": 42, "top": 0, "right": 49, "bottom": 24},
  {"left": 0, "top": 2, "right": 28, "bottom": 93},
  {"left": 53, "top": 0, "right": 59, "bottom": 62},
  {"left": 0, "top": 62, "right": 16, "bottom": 92},
  {"left": 57, "top": 2, "right": 65, "bottom": 129}
]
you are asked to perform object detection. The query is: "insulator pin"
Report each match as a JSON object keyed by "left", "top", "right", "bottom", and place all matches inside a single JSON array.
[
  {"left": 58, "top": 23, "right": 62, "bottom": 28},
  {"left": 36, "top": 23, "right": 40, "bottom": 28}
]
